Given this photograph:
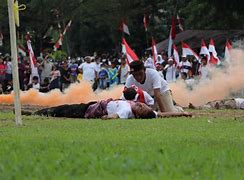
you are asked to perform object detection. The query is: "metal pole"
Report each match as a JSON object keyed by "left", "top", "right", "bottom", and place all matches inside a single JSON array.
[{"left": 7, "top": 0, "right": 22, "bottom": 125}]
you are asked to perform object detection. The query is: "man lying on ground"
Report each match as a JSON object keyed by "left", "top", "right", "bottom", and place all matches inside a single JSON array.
[
  {"left": 121, "top": 86, "right": 154, "bottom": 106},
  {"left": 189, "top": 98, "right": 244, "bottom": 110},
  {"left": 22, "top": 99, "right": 192, "bottom": 119}
]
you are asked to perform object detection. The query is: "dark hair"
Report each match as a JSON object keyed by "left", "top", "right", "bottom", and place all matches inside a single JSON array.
[
  {"left": 139, "top": 110, "right": 156, "bottom": 119},
  {"left": 123, "top": 87, "right": 137, "bottom": 100},
  {"left": 129, "top": 60, "right": 145, "bottom": 73},
  {"left": 32, "top": 76, "right": 39, "bottom": 81},
  {"left": 201, "top": 56, "right": 207, "bottom": 61},
  {"left": 43, "top": 77, "right": 50, "bottom": 83},
  {"left": 181, "top": 72, "right": 187, "bottom": 78}
]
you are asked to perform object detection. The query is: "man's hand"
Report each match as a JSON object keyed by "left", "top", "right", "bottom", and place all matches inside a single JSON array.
[
  {"left": 101, "top": 114, "right": 119, "bottom": 120},
  {"left": 157, "top": 111, "right": 192, "bottom": 118}
]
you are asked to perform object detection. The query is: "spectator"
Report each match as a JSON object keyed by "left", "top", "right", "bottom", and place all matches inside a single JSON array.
[
  {"left": 18, "top": 61, "right": 25, "bottom": 91},
  {"left": 165, "top": 57, "right": 177, "bottom": 83},
  {"left": 60, "top": 61, "right": 71, "bottom": 91},
  {"left": 49, "top": 65, "right": 60, "bottom": 90},
  {"left": 108, "top": 61, "right": 118, "bottom": 87},
  {"left": 69, "top": 63, "right": 78, "bottom": 83},
  {"left": 40, "top": 57, "right": 53, "bottom": 83},
  {"left": 78, "top": 56, "right": 98, "bottom": 82},
  {"left": 156, "top": 55, "right": 165, "bottom": 65},
  {"left": 198, "top": 56, "right": 210, "bottom": 81},
  {"left": 40, "top": 77, "right": 50, "bottom": 93},
  {"left": 118, "top": 56, "right": 130, "bottom": 85},
  {"left": 178, "top": 55, "right": 192, "bottom": 78},
  {"left": 4, "top": 54, "right": 12, "bottom": 81},
  {"left": 27, "top": 76, "right": 40, "bottom": 90},
  {"left": 98, "top": 63, "right": 109, "bottom": 89},
  {"left": 144, "top": 54, "right": 155, "bottom": 69},
  {"left": 0, "top": 56, "right": 6, "bottom": 87},
  {"left": 155, "top": 63, "right": 165, "bottom": 79}
]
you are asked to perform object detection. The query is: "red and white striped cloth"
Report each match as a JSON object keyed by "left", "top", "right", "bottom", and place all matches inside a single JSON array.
[
  {"left": 200, "top": 39, "right": 210, "bottom": 61},
  {"left": 173, "top": 44, "right": 180, "bottom": 66},
  {"left": 151, "top": 38, "right": 157, "bottom": 65},
  {"left": 120, "top": 21, "right": 130, "bottom": 35},
  {"left": 182, "top": 42, "right": 199, "bottom": 61},
  {"left": 224, "top": 40, "right": 232, "bottom": 64},
  {"left": 53, "top": 20, "right": 72, "bottom": 51},
  {"left": 122, "top": 38, "right": 139, "bottom": 64},
  {"left": 26, "top": 33, "right": 39, "bottom": 81},
  {"left": 208, "top": 39, "right": 220, "bottom": 65}
]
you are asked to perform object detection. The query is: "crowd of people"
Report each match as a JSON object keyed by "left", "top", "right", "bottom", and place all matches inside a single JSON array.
[
  {"left": 0, "top": 53, "right": 131, "bottom": 94},
  {"left": 0, "top": 50, "right": 222, "bottom": 95}
]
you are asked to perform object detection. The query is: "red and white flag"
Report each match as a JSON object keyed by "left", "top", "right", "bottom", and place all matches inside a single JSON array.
[
  {"left": 173, "top": 44, "right": 180, "bottom": 66},
  {"left": 182, "top": 41, "right": 199, "bottom": 61},
  {"left": 18, "top": 44, "right": 27, "bottom": 57},
  {"left": 168, "top": 17, "right": 176, "bottom": 58},
  {"left": 200, "top": 39, "right": 210, "bottom": 61},
  {"left": 177, "top": 14, "right": 184, "bottom": 32},
  {"left": 120, "top": 21, "right": 130, "bottom": 35},
  {"left": 122, "top": 38, "right": 139, "bottom": 64},
  {"left": 208, "top": 39, "right": 220, "bottom": 65},
  {"left": 151, "top": 38, "right": 157, "bottom": 65},
  {"left": 224, "top": 40, "right": 232, "bottom": 64},
  {"left": 143, "top": 14, "right": 149, "bottom": 32},
  {"left": 53, "top": 20, "right": 72, "bottom": 51},
  {"left": 26, "top": 33, "right": 39, "bottom": 81},
  {"left": 0, "top": 32, "right": 3, "bottom": 46}
]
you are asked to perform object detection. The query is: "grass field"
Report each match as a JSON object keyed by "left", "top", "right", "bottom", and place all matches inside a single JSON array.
[{"left": 0, "top": 110, "right": 244, "bottom": 179}]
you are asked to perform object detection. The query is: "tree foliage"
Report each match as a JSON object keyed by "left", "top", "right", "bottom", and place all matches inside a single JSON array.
[{"left": 0, "top": 0, "right": 243, "bottom": 56}]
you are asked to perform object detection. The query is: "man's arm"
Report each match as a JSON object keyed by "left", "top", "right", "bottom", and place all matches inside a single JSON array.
[
  {"left": 154, "top": 88, "right": 165, "bottom": 112},
  {"left": 157, "top": 111, "right": 192, "bottom": 118}
]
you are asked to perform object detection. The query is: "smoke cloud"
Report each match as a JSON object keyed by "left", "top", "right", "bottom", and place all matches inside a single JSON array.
[
  {"left": 0, "top": 49, "right": 244, "bottom": 107},
  {"left": 0, "top": 81, "right": 124, "bottom": 106},
  {"left": 170, "top": 48, "right": 244, "bottom": 106}
]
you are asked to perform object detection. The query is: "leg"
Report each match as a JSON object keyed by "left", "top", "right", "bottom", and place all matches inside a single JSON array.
[
  {"left": 34, "top": 102, "right": 97, "bottom": 118},
  {"left": 155, "top": 90, "right": 181, "bottom": 112}
]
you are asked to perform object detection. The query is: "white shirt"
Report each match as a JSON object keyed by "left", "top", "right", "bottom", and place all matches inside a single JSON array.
[
  {"left": 106, "top": 100, "right": 134, "bottom": 119},
  {"left": 125, "top": 68, "right": 169, "bottom": 96},
  {"left": 156, "top": 55, "right": 164, "bottom": 65},
  {"left": 144, "top": 57, "right": 155, "bottom": 69},
  {"left": 119, "top": 64, "right": 130, "bottom": 84},
  {"left": 6, "top": 61, "right": 12, "bottom": 74},
  {"left": 235, "top": 98, "right": 244, "bottom": 109},
  {"left": 32, "top": 83, "right": 40, "bottom": 90},
  {"left": 78, "top": 62, "right": 97, "bottom": 81},
  {"left": 41, "top": 61, "right": 53, "bottom": 78},
  {"left": 199, "top": 65, "right": 209, "bottom": 81},
  {"left": 165, "top": 64, "right": 176, "bottom": 83},
  {"left": 179, "top": 60, "right": 192, "bottom": 73},
  {"left": 94, "top": 62, "right": 101, "bottom": 72},
  {"left": 157, "top": 71, "right": 164, "bottom": 79}
]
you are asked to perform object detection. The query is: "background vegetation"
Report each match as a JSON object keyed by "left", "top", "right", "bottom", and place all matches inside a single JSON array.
[{"left": 0, "top": 0, "right": 243, "bottom": 56}]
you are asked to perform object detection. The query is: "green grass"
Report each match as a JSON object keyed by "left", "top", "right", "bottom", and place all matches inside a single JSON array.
[{"left": 0, "top": 111, "right": 244, "bottom": 179}]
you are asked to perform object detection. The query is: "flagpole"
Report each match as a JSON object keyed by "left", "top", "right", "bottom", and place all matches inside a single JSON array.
[
  {"left": 7, "top": 0, "right": 22, "bottom": 125},
  {"left": 145, "top": 30, "right": 149, "bottom": 49}
]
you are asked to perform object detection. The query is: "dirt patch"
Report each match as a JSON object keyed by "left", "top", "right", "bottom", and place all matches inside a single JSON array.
[
  {"left": 189, "top": 109, "right": 244, "bottom": 118},
  {"left": 0, "top": 104, "right": 48, "bottom": 113}
]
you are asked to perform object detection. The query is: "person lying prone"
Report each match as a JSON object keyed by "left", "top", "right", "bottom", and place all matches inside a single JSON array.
[{"left": 23, "top": 99, "right": 192, "bottom": 119}]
